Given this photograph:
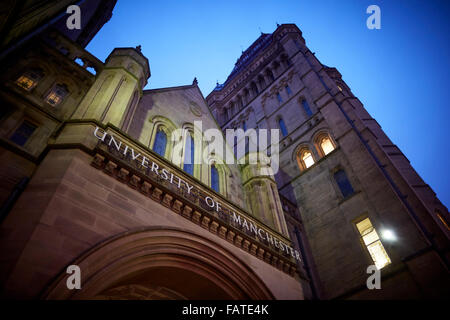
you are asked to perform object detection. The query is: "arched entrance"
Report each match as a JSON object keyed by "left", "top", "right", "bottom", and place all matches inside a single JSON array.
[{"left": 43, "top": 227, "right": 274, "bottom": 300}]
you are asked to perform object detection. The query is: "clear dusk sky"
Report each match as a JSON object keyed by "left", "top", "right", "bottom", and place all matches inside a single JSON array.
[{"left": 86, "top": 0, "right": 450, "bottom": 208}]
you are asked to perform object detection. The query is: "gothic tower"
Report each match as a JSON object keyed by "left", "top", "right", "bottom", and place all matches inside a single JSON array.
[{"left": 207, "top": 24, "right": 450, "bottom": 299}]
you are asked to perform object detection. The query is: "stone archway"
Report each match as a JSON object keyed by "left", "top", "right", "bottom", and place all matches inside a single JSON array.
[{"left": 43, "top": 227, "right": 274, "bottom": 300}]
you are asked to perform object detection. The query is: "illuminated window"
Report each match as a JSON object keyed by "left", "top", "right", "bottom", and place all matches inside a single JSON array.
[
  {"left": 297, "top": 149, "right": 315, "bottom": 170},
  {"left": 337, "top": 85, "right": 343, "bottom": 91},
  {"left": 334, "top": 169, "right": 354, "bottom": 198},
  {"left": 356, "top": 218, "right": 391, "bottom": 269},
  {"left": 302, "top": 151, "right": 314, "bottom": 168},
  {"left": 153, "top": 128, "right": 167, "bottom": 157},
  {"left": 45, "top": 84, "right": 68, "bottom": 106},
  {"left": 436, "top": 210, "right": 450, "bottom": 231},
  {"left": 320, "top": 136, "right": 335, "bottom": 155},
  {"left": 211, "top": 164, "right": 220, "bottom": 193},
  {"left": 10, "top": 121, "right": 37, "bottom": 146},
  {"left": 15, "top": 69, "right": 43, "bottom": 91},
  {"left": 183, "top": 132, "right": 194, "bottom": 175}
]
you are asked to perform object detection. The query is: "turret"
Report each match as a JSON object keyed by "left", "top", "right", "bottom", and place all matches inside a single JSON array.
[
  {"left": 241, "top": 152, "right": 289, "bottom": 237},
  {"left": 72, "top": 46, "right": 150, "bottom": 129}
]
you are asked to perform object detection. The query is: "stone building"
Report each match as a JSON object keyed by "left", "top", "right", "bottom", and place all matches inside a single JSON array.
[
  {"left": 0, "top": 1, "right": 448, "bottom": 300},
  {"left": 206, "top": 24, "right": 450, "bottom": 299}
]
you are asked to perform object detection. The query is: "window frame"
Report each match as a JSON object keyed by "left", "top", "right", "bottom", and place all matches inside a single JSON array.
[{"left": 352, "top": 215, "right": 392, "bottom": 270}]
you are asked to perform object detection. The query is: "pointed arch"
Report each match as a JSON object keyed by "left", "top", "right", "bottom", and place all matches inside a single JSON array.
[{"left": 149, "top": 115, "right": 177, "bottom": 160}]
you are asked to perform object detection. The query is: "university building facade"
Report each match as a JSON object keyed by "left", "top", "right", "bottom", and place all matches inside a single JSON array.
[{"left": 0, "top": 1, "right": 448, "bottom": 299}]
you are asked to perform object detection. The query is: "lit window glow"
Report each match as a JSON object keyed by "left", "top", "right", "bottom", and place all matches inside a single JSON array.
[
  {"left": 356, "top": 218, "right": 391, "bottom": 269},
  {"left": 45, "top": 84, "right": 68, "bottom": 106},
  {"left": 320, "top": 137, "right": 335, "bottom": 155},
  {"left": 15, "top": 70, "right": 42, "bottom": 91},
  {"left": 302, "top": 151, "right": 314, "bottom": 169}
]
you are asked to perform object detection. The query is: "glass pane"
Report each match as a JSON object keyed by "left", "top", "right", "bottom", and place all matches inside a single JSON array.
[
  {"left": 16, "top": 75, "right": 35, "bottom": 91},
  {"left": 10, "top": 121, "right": 37, "bottom": 146},
  {"left": 183, "top": 133, "right": 194, "bottom": 175},
  {"left": 367, "top": 240, "right": 391, "bottom": 269},
  {"left": 279, "top": 118, "right": 288, "bottom": 137},
  {"left": 321, "top": 137, "right": 335, "bottom": 155},
  {"left": 356, "top": 218, "right": 372, "bottom": 234},
  {"left": 362, "top": 229, "right": 380, "bottom": 246},
  {"left": 153, "top": 129, "right": 167, "bottom": 156},
  {"left": 211, "top": 165, "right": 220, "bottom": 192},
  {"left": 302, "top": 152, "right": 314, "bottom": 168},
  {"left": 334, "top": 170, "right": 354, "bottom": 198},
  {"left": 302, "top": 100, "right": 313, "bottom": 117}
]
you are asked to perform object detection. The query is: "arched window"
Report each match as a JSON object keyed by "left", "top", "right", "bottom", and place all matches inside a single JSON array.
[
  {"left": 320, "top": 136, "right": 335, "bottom": 156},
  {"left": 334, "top": 169, "right": 354, "bottom": 198},
  {"left": 278, "top": 118, "right": 288, "bottom": 137},
  {"left": 153, "top": 128, "right": 167, "bottom": 156},
  {"left": 301, "top": 150, "right": 314, "bottom": 169},
  {"left": 211, "top": 164, "right": 220, "bottom": 193},
  {"left": 302, "top": 99, "right": 313, "bottom": 117},
  {"left": 183, "top": 132, "right": 194, "bottom": 175}
]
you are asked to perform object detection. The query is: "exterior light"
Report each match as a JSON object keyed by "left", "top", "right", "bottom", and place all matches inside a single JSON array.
[{"left": 381, "top": 229, "right": 396, "bottom": 241}]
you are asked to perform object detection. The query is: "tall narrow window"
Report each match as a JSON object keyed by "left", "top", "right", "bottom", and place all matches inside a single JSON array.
[
  {"left": 276, "top": 93, "right": 283, "bottom": 103},
  {"left": 356, "top": 218, "right": 391, "bottom": 269},
  {"left": 183, "top": 133, "right": 194, "bottom": 175},
  {"left": 10, "top": 121, "right": 37, "bottom": 146},
  {"left": 285, "top": 85, "right": 292, "bottom": 95},
  {"left": 243, "top": 120, "right": 247, "bottom": 131},
  {"left": 278, "top": 118, "right": 288, "bottom": 137},
  {"left": 320, "top": 136, "right": 335, "bottom": 155},
  {"left": 334, "top": 169, "right": 354, "bottom": 198},
  {"left": 153, "top": 128, "right": 167, "bottom": 157},
  {"left": 211, "top": 164, "right": 220, "bottom": 193},
  {"left": 15, "top": 69, "right": 43, "bottom": 91},
  {"left": 301, "top": 150, "right": 314, "bottom": 169},
  {"left": 45, "top": 84, "right": 68, "bottom": 106},
  {"left": 302, "top": 99, "right": 313, "bottom": 117}
]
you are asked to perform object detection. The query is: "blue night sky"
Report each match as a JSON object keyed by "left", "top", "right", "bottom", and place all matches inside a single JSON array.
[{"left": 86, "top": 0, "right": 450, "bottom": 208}]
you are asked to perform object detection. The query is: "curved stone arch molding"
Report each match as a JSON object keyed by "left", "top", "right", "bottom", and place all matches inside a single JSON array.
[
  {"left": 206, "top": 153, "right": 231, "bottom": 197},
  {"left": 41, "top": 227, "right": 274, "bottom": 300},
  {"left": 148, "top": 115, "right": 178, "bottom": 160}
]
